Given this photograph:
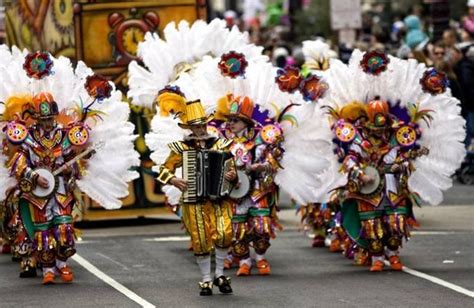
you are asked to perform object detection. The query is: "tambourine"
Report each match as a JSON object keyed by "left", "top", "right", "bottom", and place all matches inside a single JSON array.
[
  {"left": 260, "top": 124, "right": 282, "bottom": 144},
  {"left": 396, "top": 125, "right": 417, "bottom": 147},
  {"left": 6, "top": 122, "right": 28, "bottom": 144},
  {"left": 335, "top": 122, "right": 356, "bottom": 143},
  {"left": 68, "top": 125, "right": 89, "bottom": 146}
]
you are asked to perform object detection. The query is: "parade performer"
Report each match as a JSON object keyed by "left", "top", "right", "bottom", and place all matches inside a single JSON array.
[
  {"left": 296, "top": 201, "right": 342, "bottom": 250},
  {"left": 154, "top": 88, "right": 236, "bottom": 296},
  {"left": 0, "top": 185, "right": 37, "bottom": 277},
  {"left": 0, "top": 47, "right": 139, "bottom": 284},
  {"left": 310, "top": 50, "right": 466, "bottom": 271},
  {"left": 216, "top": 95, "right": 282, "bottom": 276},
  {"left": 296, "top": 39, "right": 346, "bottom": 251}
]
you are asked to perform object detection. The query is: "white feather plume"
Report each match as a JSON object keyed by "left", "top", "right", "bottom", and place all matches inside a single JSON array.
[
  {"left": 302, "top": 39, "right": 337, "bottom": 76},
  {"left": 0, "top": 150, "right": 16, "bottom": 200},
  {"left": 276, "top": 103, "right": 347, "bottom": 204},
  {"left": 145, "top": 115, "right": 185, "bottom": 206},
  {"left": 127, "top": 18, "right": 267, "bottom": 108},
  {"left": 146, "top": 115, "right": 185, "bottom": 169}
]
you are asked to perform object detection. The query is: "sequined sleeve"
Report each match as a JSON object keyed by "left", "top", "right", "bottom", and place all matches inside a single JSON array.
[
  {"left": 6, "top": 149, "right": 31, "bottom": 180},
  {"left": 343, "top": 143, "right": 365, "bottom": 185},
  {"left": 157, "top": 151, "right": 183, "bottom": 185}
]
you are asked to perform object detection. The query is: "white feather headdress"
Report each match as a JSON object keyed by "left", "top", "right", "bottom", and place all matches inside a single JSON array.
[{"left": 127, "top": 18, "right": 268, "bottom": 108}]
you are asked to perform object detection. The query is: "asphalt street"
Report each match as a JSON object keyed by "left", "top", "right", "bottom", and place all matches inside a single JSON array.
[{"left": 0, "top": 184, "right": 473, "bottom": 308}]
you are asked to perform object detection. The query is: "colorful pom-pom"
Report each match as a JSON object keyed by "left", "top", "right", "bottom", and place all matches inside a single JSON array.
[
  {"left": 360, "top": 50, "right": 390, "bottom": 75},
  {"left": 218, "top": 51, "right": 248, "bottom": 78},
  {"left": 23, "top": 51, "right": 54, "bottom": 80}
]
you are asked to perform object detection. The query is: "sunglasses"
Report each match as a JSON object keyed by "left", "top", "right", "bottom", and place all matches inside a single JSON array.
[{"left": 228, "top": 118, "right": 241, "bottom": 123}]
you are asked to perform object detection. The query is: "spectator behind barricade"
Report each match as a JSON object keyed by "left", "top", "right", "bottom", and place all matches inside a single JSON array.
[
  {"left": 411, "top": 40, "right": 433, "bottom": 66},
  {"left": 224, "top": 10, "right": 238, "bottom": 28},
  {"left": 454, "top": 27, "right": 474, "bottom": 149},
  {"left": 291, "top": 46, "right": 305, "bottom": 69},
  {"left": 443, "top": 28, "right": 464, "bottom": 66},
  {"left": 434, "top": 59, "right": 465, "bottom": 112},
  {"left": 391, "top": 15, "right": 405, "bottom": 45},
  {"left": 396, "top": 26, "right": 413, "bottom": 59},
  {"left": 464, "top": 0, "right": 474, "bottom": 35},
  {"left": 404, "top": 15, "right": 429, "bottom": 50},
  {"left": 339, "top": 43, "right": 354, "bottom": 64},
  {"left": 371, "top": 24, "right": 389, "bottom": 53},
  {"left": 430, "top": 42, "right": 446, "bottom": 63},
  {"left": 263, "top": 45, "right": 274, "bottom": 60},
  {"left": 243, "top": 0, "right": 264, "bottom": 30},
  {"left": 273, "top": 46, "right": 289, "bottom": 68}
]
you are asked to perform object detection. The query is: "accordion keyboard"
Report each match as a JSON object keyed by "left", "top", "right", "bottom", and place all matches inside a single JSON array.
[
  {"left": 183, "top": 151, "right": 198, "bottom": 203},
  {"left": 182, "top": 149, "right": 232, "bottom": 203}
]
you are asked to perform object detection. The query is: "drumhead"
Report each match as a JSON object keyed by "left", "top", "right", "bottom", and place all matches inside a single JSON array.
[
  {"left": 359, "top": 166, "right": 381, "bottom": 195},
  {"left": 230, "top": 170, "right": 251, "bottom": 199},
  {"left": 32, "top": 168, "right": 56, "bottom": 198}
]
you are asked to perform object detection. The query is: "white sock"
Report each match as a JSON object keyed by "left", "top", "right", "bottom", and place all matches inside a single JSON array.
[
  {"left": 225, "top": 252, "right": 233, "bottom": 262},
  {"left": 215, "top": 248, "right": 227, "bottom": 278},
  {"left": 43, "top": 266, "right": 55, "bottom": 275},
  {"left": 249, "top": 249, "right": 256, "bottom": 261},
  {"left": 196, "top": 255, "right": 212, "bottom": 282},
  {"left": 56, "top": 259, "right": 67, "bottom": 269},
  {"left": 255, "top": 253, "right": 265, "bottom": 262},
  {"left": 386, "top": 249, "right": 399, "bottom": 257},
  {"left": 239, "top": 257, "right": 252, "bottom": 267},
  {"left": 372, "top": 255, "right": 384, "bottom": 263}
]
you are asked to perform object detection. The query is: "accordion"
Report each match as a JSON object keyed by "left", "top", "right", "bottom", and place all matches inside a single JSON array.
[{"left": 182, "top": 150, "right": 233, "bottom": 203}]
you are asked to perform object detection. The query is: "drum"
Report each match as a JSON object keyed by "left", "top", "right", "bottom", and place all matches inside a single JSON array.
[
  {"left": 359, "top": 166, "right": 381, "bottom": 195},
  {"left": 32, "top": 168, "right": 58, "bottom": 198},
  {"left": 229, "top": 170, "right": 251, "bottom": 199}
]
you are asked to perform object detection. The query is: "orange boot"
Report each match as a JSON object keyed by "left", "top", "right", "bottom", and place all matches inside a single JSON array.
[
  {"left": 42, "top": 271, "right": 56, "bottom": 285},
  {"left": 237, "top": 263, "right": 251, "bottom": 276},
  {"left": 58, "top": 266, "right": 74, "bottom": 283},
  {"left": 354, "top": 249, "right": 370, "bottom": 266},
  {"left": 256, "top": 259, "right": 271, "bottom": 275},
  {"left": 389, "top": 255, "right": 403, "bottom": 271},
  {"left": 329, "top": 239, "right": 343, "bottom": 253},
  {"left": 369, "top": 260, "right": 384, "bottom": 272}
]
